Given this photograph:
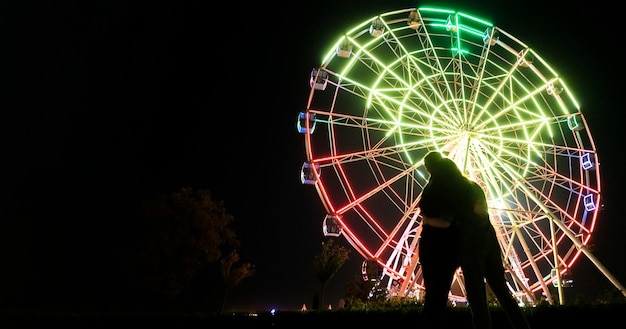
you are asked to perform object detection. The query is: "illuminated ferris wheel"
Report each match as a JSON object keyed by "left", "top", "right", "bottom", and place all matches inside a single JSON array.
[{"left": 297, "top": 7, "right": 625, "bottom": 305}]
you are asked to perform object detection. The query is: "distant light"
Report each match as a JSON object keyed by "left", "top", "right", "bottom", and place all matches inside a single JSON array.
[{"left": 270, "top": 308, "right": 276, "bottom": 316}]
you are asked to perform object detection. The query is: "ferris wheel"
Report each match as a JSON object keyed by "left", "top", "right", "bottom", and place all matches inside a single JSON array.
[{"left": 297, "top": 7, "right": 625, "bottom": 305}]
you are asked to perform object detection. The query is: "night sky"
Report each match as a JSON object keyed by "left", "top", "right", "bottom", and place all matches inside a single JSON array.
[{"left": 1, "top": 0, "right": 624, "bottom": 313}]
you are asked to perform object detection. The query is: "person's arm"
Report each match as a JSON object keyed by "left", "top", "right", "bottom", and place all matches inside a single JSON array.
[
  {"left": 472, "top": 181, "right": 489, "bottom": 217},
  {"left": 419, "top": 182, "right": 453, "bottom": 228},
  {"left": 474, "top": 201, "right": 489, "bottom": 216},
  {"left": 422, "top": 215, "right": 452, "bottom": 228}
]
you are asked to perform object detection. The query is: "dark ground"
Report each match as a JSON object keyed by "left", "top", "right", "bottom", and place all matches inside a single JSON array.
[{"left": 1, "top": 304, "right": 625, "bottom": 328}]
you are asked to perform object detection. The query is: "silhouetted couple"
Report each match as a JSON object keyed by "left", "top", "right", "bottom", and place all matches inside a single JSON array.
[{"left": 418, "top": 151, "right": 531, "bottom": 329}]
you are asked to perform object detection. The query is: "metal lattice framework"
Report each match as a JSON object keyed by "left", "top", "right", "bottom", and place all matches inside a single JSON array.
[{"left": 297, "top": 7, "right": 624, "bottom": 305}]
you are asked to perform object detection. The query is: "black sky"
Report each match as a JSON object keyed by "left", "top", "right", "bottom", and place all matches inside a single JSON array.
[{"left": 1, "top": 0, "right": 624, "bottom": 312}]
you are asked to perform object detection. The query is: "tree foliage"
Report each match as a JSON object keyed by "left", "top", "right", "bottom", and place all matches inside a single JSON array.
[
  {"left": 344, "top": 273, "right": 374, "bottom": 305},
  {"left": 220, "top": 249, "right": 255, "bottom": 312},
  {"left": 344, "top": 259, "right": 379, "bottom": 304},
  {"left": 313, "top": 238, "right": 350, "bottom": 309},
  {"left": 133, "top": 187, "right": 252, "bottom": 309}
]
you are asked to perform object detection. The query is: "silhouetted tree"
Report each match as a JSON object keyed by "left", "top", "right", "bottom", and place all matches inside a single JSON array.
[
  {"left": 220, "top": 249, "right": 255, "bottom": 312},
  {"left": 344, "top": 273, "right": 374, "bottom": 303},
  {"left": 344, "top": 259, "right": 379, "bottom": 305},
  {"left": 313, "top": 238, "right": 350, "bottom": 309},
  {"left": 133, "top": 187, "right": 252, "bottom": 310}
]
